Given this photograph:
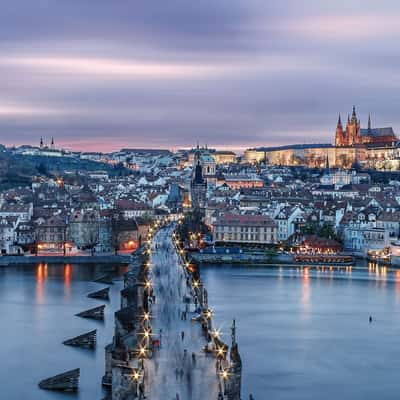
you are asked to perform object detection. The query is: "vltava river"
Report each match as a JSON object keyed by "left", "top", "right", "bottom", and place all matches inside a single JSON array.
[
  {"left": 202, "top": 264, "right": 400, "bottom": 400},
  {"left": 1, "top": 263, "right": 399, "bottom": 399},
  {"left": 0, "top": 263, "right": 126, "bottom": 400}
]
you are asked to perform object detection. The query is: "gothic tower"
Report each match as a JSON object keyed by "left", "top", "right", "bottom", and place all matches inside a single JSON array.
[
  {"left": 190, "top": 144, "right": 207, "bottom": 210},
  {"left": 335, "top": 114, "right": 344, "bottom": 146},
  {"left": 345, "top": 106, "right": 361, "bottom": 146},
  {"left": 336, "top": 106, "right": 362, "bottom": 146}
]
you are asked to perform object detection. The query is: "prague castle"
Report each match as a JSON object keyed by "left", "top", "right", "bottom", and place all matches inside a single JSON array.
[
  {"left": 335, "top": 106, "right": 396, "bottom": 147},
  {"left": 245, "top": 106, "right": 400, "bottom": 170}
]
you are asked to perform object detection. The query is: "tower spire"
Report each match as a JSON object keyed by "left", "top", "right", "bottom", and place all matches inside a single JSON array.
[
  {"left": 368, "top": 114, "right": 371, "bottom": 130},
  {"left": 337, "top": 113, "right": 342, "bottom": 127},
  {"left": 351, "top": 105, "right": 357, "bottom": 123}
]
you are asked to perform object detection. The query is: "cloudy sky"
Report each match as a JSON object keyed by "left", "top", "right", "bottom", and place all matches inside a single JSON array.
[{"left": 1, "top": 0, "right": 400, "bottom": 151}]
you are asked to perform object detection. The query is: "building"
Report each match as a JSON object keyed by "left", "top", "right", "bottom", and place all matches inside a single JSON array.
[
  {"left": 213, "top": 151, "right": 236, "bottom": 164},
  {"left": 111, "top": 213, "right": 139, "bottom": 251},
  {"left": 116, "top": 200, "right": 153, "bottom": 218},
  {"left": 0, "top": 218, "right": 17, "bottom": 254},
  {"left": 335, "top": 107, "right": 396, "bottom": 147},
  {"left": 36, "top": 215, "right": 67, "bottom": 251},
  {"left": 190, "top": 147, "right": 207, "bottom": 210},
  {"left": 214, "top": 213, "right": 277, "bottom": 245},
  {"left": 0, "top": 203, "right": 33, "bottom": 222},
  {"left": 166, "top": 183, "right": 182, "bottom": 211},
  {"left": 274, "top": 205, "right": 305, "bottom": 241},
  {"left": 222, "top": 174, "right": 264, "bottom": 190},
  {"left": 68, "top": 209, "right": 100, "bottom": 250},
  {"left": 244, "top": 106, "right": 399, "bottom": 169}
]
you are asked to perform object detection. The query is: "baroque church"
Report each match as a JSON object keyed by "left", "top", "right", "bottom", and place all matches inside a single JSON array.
[{"left": 335, "top": 106, "right": 397, "bottom": 147}]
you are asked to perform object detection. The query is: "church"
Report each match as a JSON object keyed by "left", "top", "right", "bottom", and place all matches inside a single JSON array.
[{"left": 335, "top": 106, "right": 397, "bottom": 147}]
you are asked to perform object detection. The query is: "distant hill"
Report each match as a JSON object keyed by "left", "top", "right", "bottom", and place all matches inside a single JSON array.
[{"left": 0, "top": 150, "right": 132, "bottom": 189}]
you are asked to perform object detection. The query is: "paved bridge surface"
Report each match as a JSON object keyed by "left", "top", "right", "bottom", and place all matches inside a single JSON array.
[{"left": 144, "top": 227, "right": 220, "bottom": 399}]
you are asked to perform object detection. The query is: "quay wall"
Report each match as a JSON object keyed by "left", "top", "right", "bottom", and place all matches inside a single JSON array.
[
  {"left": 189, "top": 252, "right": 356, "bottom": 267},
  {"left": 0, "top": 254, "right": 131, "bottom": 266}
]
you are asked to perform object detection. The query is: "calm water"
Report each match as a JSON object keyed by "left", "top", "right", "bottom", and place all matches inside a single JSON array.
[
  {"left": 1, "top": 263, "right": 400, "bottom": 399},
  {"left": 0, "top": 263, "right": 126, "bottom": 400},
  {"left": 202, "top": 265, "right": 400, "bottom": 400}
]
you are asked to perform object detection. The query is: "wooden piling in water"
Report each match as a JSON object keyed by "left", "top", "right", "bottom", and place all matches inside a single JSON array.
[
  {"left": 75, "top": 305, "right": 105, "bottom": 320},
  {"left": 38, "top": 368, "right": 80, "bottom": 391},
  {"left": 87, "top": 287, "right": 110, "bottom": 300},
  {"left": 63, "top": 329, "right": 97, "bottom": 349}
]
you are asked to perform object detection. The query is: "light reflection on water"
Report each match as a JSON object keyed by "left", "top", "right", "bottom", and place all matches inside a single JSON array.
[
  {"left": 0, "top": 263, "right": 126, "bottom": 400},
  {"left": 2, "top": 262, "right": 400, "bottom": 399},
  {"left": 201, "top": 264, "right": 400, "bottom": 400}
]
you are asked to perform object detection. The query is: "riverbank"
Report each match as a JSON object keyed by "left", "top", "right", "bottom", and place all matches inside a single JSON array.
[
  {"left": 189, "top": 252, "right": 356, "bottom": 268},
  {"left": 0, "top": 254, "right": 131, "bottom": 266}
]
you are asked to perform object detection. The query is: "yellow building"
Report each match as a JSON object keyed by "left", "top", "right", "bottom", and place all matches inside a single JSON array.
[{"left": 212, "top": 151, "right": 236, "bottom": 164}]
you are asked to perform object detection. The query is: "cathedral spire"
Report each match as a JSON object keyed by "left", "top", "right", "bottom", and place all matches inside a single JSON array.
[
  {"left": 368, "top": 114, "right": 371, "bottom": 131},
  {"left": 337, "top": 113, "right": 342, "bottom": 127},
  {"left": 40, "top": 137, "right": 43, "bottom": 148},
  {"left": 351, "top": 105, "right": 357, "bottom": 123}
]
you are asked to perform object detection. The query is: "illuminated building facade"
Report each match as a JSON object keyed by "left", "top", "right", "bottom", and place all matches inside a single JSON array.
[{"left": 244, "top": 107, "right": 399, "bottom": 170}]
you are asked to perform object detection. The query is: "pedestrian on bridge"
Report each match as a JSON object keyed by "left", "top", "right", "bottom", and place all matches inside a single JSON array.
[
  {"left": 138, "top": 382, "right": 146, "bottom": 399},
  {"left": 181, "top": 331, "right": 185, "bottom": 341}
]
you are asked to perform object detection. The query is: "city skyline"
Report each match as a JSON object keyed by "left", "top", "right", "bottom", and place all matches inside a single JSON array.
[{"left": 2, "top": 1, "right": 400, "bottom": 151}]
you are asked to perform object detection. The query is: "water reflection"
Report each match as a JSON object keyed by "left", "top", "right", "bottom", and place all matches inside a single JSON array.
[
  {"left": 301, "top": 267, "right": 311, "bottom": 314},
  {"left": 36, "top": 263, "right": 47, "bottom": 303},
  {"left": 0, "top": 262, "right": 125, "bottom": 400},
  {"left": 64, "top": 264, "right": 72, "bottom": 299},
  {"left": 202, "top": 263, "right": 400, "bottom": 400}
]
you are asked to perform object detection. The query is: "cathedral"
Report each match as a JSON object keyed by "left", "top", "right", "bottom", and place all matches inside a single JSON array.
[{"left": 335, "top": 106, "right": 397, "bottom": 147}]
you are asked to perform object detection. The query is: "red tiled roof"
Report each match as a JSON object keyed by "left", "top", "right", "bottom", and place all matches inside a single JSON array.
[{"left": 215, "top": 213, "right": 276, "bottom": 227}]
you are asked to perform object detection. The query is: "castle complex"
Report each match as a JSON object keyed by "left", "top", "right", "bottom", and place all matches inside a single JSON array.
[
  {"left": 335, "top": 106, "right": 396, "bottom": 147},
  {"left": 245, "top": 106, "right": 400, "bottom": 170}
]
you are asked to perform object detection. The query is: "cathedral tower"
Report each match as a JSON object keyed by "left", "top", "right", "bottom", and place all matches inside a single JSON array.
[{"left": 335, "top": 114, "right": 344, "bottom": 146}]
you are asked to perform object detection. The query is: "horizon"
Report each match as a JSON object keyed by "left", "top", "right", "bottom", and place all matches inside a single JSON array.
[{"left": 1, "top": 2, "right": 400, "bottom": 150}]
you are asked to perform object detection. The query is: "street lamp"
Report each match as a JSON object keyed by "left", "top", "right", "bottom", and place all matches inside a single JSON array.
[
  {"left": 212, "top": 329, "right": 221, "bottom": 339},
  {"left": 142, "top": 312, "right": 150, "bottom": 321},
  {"left": 220, "top": 369, "right": 229, "bottom": 380},
  {"left": 216, "top": 346, "right": 226, "bottom": 358}
]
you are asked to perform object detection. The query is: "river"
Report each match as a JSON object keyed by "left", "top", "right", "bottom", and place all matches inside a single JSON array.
[
  {"left": 0, "top": 262, "right": 126, "bottom": 400},
  {"left": 202, "top": 264, "right": 400, "bottom": 400},
  {"left": 1, "top": 262, "right": 400, "bottom": 399}
]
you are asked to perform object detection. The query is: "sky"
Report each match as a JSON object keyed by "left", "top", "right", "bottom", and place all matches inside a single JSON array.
[{"left": 1, "top": 0, "right": 400, "bottom": 152}]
